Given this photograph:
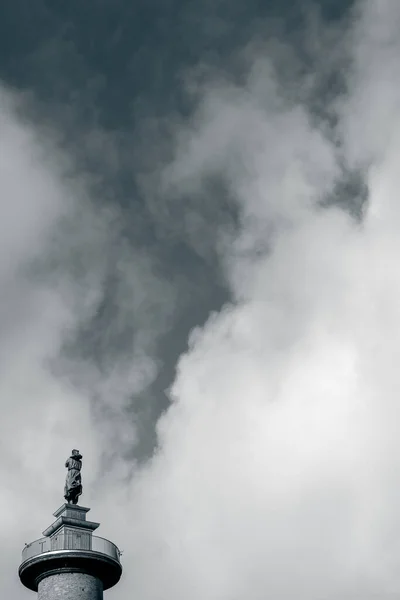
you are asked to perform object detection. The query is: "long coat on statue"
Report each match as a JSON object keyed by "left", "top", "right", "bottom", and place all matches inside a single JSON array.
[{"left": 64, "top": 453, "right": 82, "bottom": 504}]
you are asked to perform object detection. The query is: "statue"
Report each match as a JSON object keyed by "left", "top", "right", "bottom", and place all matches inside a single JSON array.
[{"left": 64, "top": 449, "right": 83, "bottom": 504}]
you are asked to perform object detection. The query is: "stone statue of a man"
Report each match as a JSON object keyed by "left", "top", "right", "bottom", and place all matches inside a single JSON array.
[{"left": 64, "top": 449, "right": 83, "bottom": 505}]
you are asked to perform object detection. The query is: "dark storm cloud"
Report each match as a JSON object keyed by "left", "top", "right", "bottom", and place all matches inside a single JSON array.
[
  {"left": 0, "top": 0, "right": 314, "bottom": 459},
  {"left": 0, "top": 2, "right": 355, "bottom": 450}
]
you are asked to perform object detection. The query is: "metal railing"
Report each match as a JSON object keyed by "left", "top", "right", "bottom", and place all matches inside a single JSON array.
[{"left": 21, "top": 535, "right": 121, "bottom": 563}]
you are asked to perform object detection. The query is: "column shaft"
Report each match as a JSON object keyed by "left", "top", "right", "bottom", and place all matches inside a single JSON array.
[{"left": 38, "top": 572, "right": 103, "bottom": 600}]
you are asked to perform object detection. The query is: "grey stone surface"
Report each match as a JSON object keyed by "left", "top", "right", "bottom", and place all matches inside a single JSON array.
[
  {"left": 42, "top": 503, "right": 99, "bottom": 537},
  {"left": 38, "top": 572, "right": 102, "bottom": 600}
]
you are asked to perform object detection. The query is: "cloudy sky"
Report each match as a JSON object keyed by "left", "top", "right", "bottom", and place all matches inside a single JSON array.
[{"left": 2, "top": 0, "right": 400, "bottom": 599}]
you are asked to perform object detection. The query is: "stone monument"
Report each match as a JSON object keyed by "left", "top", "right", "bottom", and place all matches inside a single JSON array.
[
  {"left": 19, "top": 450, "right": 122, "bottom": 599},
  {"left": 64, "top": 449, "right": 83, "bottom": 504}
]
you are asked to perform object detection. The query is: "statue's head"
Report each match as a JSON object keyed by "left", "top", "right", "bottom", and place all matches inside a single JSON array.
[{"left": 72, "top": 449, "right": 80, "bottom": 456}]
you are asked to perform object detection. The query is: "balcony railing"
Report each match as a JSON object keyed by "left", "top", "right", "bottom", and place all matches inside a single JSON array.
[{"left": 21, "top": 535, "right": 121, "bottom": 564}]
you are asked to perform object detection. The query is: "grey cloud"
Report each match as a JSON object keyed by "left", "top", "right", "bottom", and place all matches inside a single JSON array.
[
  {"left": 106, "top": 3, "right": 400, "bottom": 600},
  {"left": 0, "top": 86, "right": 178, "bottom": 598},
  {"left": 7, "top": 1, "right": 400, "bottom": 600}
]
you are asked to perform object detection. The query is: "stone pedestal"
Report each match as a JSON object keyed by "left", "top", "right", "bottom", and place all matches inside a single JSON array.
[{"left": 19, "top": 504, "right": 122, "bottom": 599}]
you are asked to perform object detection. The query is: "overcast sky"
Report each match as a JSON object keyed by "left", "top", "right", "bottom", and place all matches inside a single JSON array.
[{"left": 3, "top": 1, "right": 400, "bottom": 599}]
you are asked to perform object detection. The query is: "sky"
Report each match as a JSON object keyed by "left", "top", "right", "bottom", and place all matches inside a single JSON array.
[{"left": 3, "top": 0, "right": 400, "bottom": 599}]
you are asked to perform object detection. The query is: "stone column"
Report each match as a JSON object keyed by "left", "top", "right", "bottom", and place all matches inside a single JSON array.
[{"left": 38, "top": 572, "right": 103, "bottom": 600}]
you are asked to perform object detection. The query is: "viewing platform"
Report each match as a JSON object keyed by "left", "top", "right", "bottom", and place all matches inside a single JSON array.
[
  {"left": 21, "top": 534, "right": 121, "bottom": 563},
  {"left": 19, "top": 504, "right": 122, "bottom": 592}
]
